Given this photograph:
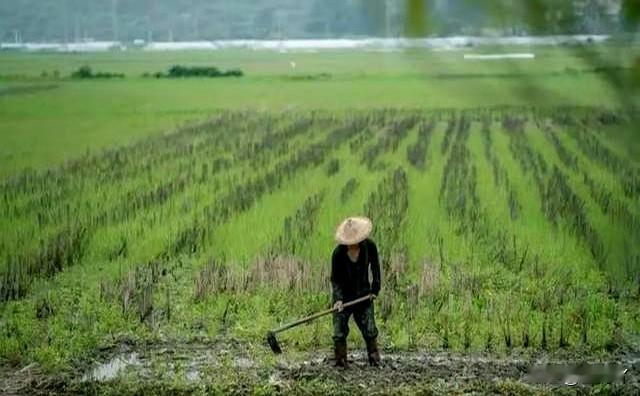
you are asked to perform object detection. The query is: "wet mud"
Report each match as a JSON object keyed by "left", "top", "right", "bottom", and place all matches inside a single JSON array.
[{"left": 3, "top": 340, "right": 639, "bottom": 395}]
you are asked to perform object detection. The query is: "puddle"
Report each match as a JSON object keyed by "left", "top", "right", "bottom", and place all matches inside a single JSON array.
[
  {"left": 79, "top": 342, "right": 249, "bottom": 384},
  {"left": 82, "top": 352, "right": 141, "bottom": 382}
]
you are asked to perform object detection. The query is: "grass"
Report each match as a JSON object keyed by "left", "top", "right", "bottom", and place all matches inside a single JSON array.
[{"left": 0, "top": 46, "right": 639, "bottom": 392}]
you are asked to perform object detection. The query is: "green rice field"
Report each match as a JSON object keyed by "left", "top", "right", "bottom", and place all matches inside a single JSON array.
[{"left": 0, "top": 46, "right": 639, "bottom": 394}]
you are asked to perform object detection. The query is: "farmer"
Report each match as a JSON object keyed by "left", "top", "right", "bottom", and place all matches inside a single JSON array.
[{"left": 331, "top": 216, "right": 381, "bottom": 367}]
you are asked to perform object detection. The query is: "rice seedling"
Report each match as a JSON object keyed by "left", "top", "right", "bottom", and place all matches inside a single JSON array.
[{"left": 0, "top": 107, "right": 638, "bottom": 375}]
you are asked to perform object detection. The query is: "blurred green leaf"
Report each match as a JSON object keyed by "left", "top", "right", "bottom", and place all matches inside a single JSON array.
[
  {"left": 622, "top": 0, "right": 640, "bottom": 29},
  {"left": 405, "top": 0, "right": 430, "bottom": 37}
]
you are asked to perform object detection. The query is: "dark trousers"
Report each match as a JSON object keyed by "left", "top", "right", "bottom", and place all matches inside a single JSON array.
[{"left": 332, "top": 301, "right": 378, "bottom": 343}]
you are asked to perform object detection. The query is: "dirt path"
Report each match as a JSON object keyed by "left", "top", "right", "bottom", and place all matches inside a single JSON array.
[{"left": 3, "top": 340, "right": 640, "bottom": 395}]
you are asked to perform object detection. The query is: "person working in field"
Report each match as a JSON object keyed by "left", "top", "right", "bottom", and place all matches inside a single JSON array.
[{"left": 331, "top": 216, "right": 381, "bottom": 367}]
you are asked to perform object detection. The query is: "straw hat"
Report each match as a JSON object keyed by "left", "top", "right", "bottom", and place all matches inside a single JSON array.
[{"left": 335, "top": 216, "right": 372, "bottom": 245}]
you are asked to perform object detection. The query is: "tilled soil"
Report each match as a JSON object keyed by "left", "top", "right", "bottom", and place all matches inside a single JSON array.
[{"left": 3, "top": 339, "right": 640, "bottom": 395}]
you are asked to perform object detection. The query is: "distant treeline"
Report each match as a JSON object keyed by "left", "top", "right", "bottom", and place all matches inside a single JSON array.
[
  {"left": 71, "top": 65, "right": 124, "bottom": 79},
  {"left": 148, "top": 66, "right": 244, "bottom": 79},
  {"left": 66, "top": 65, "right": 244, "bottom": 80}
]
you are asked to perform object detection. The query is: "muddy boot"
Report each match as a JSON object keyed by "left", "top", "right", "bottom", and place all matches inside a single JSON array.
[
  {"left": 334, "top": 340, "right": 348, "bottom": 368},
  {"left": 366, "top": 338, "right": 381, "bottom": 367}
]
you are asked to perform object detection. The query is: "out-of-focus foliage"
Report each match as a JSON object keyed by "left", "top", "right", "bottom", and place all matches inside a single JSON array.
[
  {"left": 403, "top": 0, "right": 639, "bottom": 108},
  {"left": 405, "top": 0, "right": 635, "bottom": 36},
  {"left": 622, "top": 0, "right": 640, "bottom": 29}
]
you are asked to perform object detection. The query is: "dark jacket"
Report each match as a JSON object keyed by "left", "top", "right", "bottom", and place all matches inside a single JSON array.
[{"left": 330, "top": 239, "right": 381, "bottom": 303}]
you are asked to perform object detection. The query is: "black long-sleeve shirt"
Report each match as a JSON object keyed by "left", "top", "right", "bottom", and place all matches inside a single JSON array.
[{"left": 330, "top": 238, "right": 381, "bottom": 303}]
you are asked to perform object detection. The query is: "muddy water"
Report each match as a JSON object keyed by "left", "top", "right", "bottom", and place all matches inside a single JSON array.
[
  {"left": 78, "top": 341, "right": 258, "bottom": 384},
  {"left": 76, "top": 341, "right": 640, "bottom": 392},
  {"left": 82, "top": 352, "right": 141, "bottom": 382}
]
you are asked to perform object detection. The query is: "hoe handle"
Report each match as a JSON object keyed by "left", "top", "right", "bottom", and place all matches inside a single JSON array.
[{"left": 272, "top": 295, "right": 373, "bottom": 334}]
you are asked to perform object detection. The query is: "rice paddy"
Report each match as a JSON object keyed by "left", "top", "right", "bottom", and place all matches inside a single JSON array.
[{"left": 0, "top": 47, "right": 639, "bottom": 394}]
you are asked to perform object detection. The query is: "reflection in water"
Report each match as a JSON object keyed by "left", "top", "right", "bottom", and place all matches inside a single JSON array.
[{"left": 81, "top": 352, "right": 141, "bottom": 382}]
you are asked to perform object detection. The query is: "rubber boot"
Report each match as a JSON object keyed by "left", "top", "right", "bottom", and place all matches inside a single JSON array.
[
  {"left": 334, "top": 340, "right": 348, "bottom": 368},
  {"left": 366, "top": 338, "right": 381, "bottom": 367}
]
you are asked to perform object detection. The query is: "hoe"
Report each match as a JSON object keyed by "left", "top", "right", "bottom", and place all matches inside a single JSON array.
[{"left": 266, "top": 295, "right": 373, "bottom": 354}]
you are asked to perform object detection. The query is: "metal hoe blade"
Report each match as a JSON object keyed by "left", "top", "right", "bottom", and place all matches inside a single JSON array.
[{"left": 266, "top": 331, "right": 282, "bottom": 354}]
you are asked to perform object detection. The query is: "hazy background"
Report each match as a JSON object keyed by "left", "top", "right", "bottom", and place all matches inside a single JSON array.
[{"left": 1, "top": 0, "right": 638, "bottom": 43}]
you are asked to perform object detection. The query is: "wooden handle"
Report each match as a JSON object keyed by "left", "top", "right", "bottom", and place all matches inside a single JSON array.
[
  {"left": 272, "top": 295, "right": 373, "bottom": 334},
  {"left": 341, "top": 294, "right": 374, "bottom": 309}
]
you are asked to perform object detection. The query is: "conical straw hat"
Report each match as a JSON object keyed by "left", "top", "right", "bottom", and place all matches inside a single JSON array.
[{"left": 335, "top": 216, "right": 372, "bottom": 245}]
